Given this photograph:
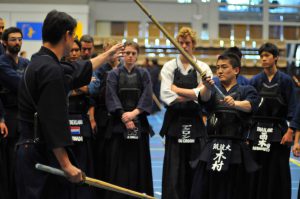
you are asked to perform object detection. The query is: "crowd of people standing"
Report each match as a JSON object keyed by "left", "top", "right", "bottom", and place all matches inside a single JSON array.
[{"left": 0, "top": 10, "right": 299, "bottom": 199}]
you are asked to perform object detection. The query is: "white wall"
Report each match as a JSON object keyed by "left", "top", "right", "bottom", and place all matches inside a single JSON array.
[{"left": 0, "top": 4, "right": 89, "bottom": 59}]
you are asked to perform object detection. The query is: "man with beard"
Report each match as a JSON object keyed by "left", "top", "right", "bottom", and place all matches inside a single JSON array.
[
  {"left": 0, "top": 26, "right": 29, "bottom": 199},
  {"left": 0, "top": 18, "right": 5, "bottom": 55}
]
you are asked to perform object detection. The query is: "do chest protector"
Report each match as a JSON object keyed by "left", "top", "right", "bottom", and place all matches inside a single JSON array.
[
  {"left": 171, "top": 67, "right": 200, "bottom": 111},
  {"left": 207, "top": 91, "right": 248, "bottom": 140},
  {"left": 118, "top": 70, "right": 142, "bottom": 112}
]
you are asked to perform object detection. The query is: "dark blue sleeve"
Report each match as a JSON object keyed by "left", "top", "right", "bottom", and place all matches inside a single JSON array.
[
  {"left": 88, "top": 72, "right": 100, "bottom": 96},
  {"left": 290, "top": 103, "right": 300, "bottom": 130},
  {"left": 282, "top": 74, "right": 297, "bottom": 121},
  {"left": 105, "top": 70, "right": 123, "bottom": 113},
  {"left": 241, "top": 85, "right": 260, "bottom": 113},
  {"left": 237, "top": 75, "right": 250, "bottom": 85},
  {"left": 249, "top": 75, "right": 259, "bottom": 89},
  {"left": 0, "top": 62, "right": 21, "bottom": 93},
  {"left": 137, "top": 68, "right": 153, "bottom": 114}
]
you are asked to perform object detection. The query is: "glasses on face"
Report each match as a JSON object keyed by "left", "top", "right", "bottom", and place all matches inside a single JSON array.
[
  {"left": 8, "top": 37, "right": 22, "bottom": 42},
  {"left": 124, "top": 51, "right": 137, "bottom": 56}
]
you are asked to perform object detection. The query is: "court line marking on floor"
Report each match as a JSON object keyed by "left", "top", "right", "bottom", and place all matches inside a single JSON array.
[
  {"left": 290, "top": 158, "right": 300, "bottom": 167},
  {"left": 155, "top": 192, "right": 162, "bottom": 196}
]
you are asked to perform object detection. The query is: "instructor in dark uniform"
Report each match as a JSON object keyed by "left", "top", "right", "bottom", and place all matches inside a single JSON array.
[{"left": 15, "top": 10, "right": 122, "bottom": 199}]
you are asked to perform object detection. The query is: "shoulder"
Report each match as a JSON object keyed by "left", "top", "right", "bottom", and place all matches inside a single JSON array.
[
  {"left": 162, "top": 59, "right": 176, "bottom": 69},
  {"left": 0, "top": 54, "right": 10, "bottom": 65},
  {"left": 249, "top": 72, "right": 263, "bottom": 84},
  {"left": 278, "top": 71, "right": 293, "bottom": 83},
  {"left": 161, "top": 58, "right": 176, "bottom": 75},
  {"left": 30, "top": 55, "right": 63, "bottom": 81}
]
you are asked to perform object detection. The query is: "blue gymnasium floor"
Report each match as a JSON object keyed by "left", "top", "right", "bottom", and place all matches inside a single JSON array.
[{"left": 147, "top": 109, "right": 300, "bottom": 199}]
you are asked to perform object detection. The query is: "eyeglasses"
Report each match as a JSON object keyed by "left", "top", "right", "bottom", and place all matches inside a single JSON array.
[
  {"left": 124, "top": 51, "right": 137, "bottom": 56},
  {"left": 8, "top": 37, "right": 22, "bottom": 42}
]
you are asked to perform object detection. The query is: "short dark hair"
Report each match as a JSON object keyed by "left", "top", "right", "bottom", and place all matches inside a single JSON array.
[
  {"left": 224, "top": 46, "right": 242, "bottom": 60},
  {"left": 258, "top": 42, "right": 279, "bottom": 57},
  {"left": 124, "top": 41, "right": 139, "bottom": 54},
  {"left": 2, "top": 27, "right": 23, "bottom": 42},
  {"left": 217, "top": 53, "right": 241, "bottom": 69},
  {"left": 80, "top": 34, "right": 94, "bottom": 44},
  {"left": 42, "top": 10, "right": 77, "bottom": 45},
  {"left": 73, "top": 38, "right": 81, "bottom": 50}
]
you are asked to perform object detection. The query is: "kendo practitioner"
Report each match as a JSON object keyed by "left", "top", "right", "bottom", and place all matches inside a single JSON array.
[
  {"left": 248, "top": 43, "right": 296, "bottom": 199},
  {"left": 0, "top": 18, "right": 5, "bottom": 55},
  {"left": 213, "top": 47, "right": 249, "bottom": 86},
  {"left": 88, "top": 39, "right": 121, "bottom": 198},
  {"left": 0, "top": 27, "right": 29, "bottom": 199},
  {"left": 291, "top": 104, "right": 300, "bottom": 199},
  {"left": 159, "top": 27, "right": 212, "bottom": 199},
  {"left": 66, "top": 38, "right": 94, "bottom": 198},
  {"left": 190, "top": 53, "right": 259, "bottom": 199},
  {"left": 15, "top": 10, "right": 123, "bottom": 199},
  {"left": 104, "top": 41, "right": 153, "bottom": 199}
]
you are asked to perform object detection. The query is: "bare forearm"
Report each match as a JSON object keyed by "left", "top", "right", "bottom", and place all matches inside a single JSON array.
[
  {"left": 53, "top": 147, "right": 72, "bottom": 169},
  {"left": 89, "top": 106, "right": 95, "bottom": 120},
  {"left": 175, "top": 87, "right": 198, "bottom": 100},
  {"left": 90, "top": 51, "right": 111, "bottom": 71},
  {"left": 234, "top": 101, "right": 252, "bottom": 112}
]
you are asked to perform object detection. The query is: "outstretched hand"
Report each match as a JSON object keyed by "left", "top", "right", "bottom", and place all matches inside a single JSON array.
[{"left": 107, "top": 43, "right": 124, "bottom": 58}]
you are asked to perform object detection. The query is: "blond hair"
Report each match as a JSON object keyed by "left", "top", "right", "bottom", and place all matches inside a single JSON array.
[{"left": 176, "top": 27, "right": 197, "bottom": 45}]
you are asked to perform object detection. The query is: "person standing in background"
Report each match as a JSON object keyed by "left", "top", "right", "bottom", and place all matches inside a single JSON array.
[
  {"left": 159, "top": 27, "right": 213, "bottom": 199},
  {"left": 80, "top": 34, "right": 95, "bottom": 60},
  {"left": 0, "top": 26, "right": 29, "bottom": 199},
  {"left": 248, "top": 42, "right": 296, "bottom": 199},
  {"left": 104, "top": 41, "right": 154, "bottom": 199},
  {"left": 88, "top": 39, "right": 122, "bottom": 199}
]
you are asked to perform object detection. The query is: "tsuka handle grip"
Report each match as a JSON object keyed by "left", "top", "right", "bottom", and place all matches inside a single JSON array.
[{"left": 35, "top": 163, "right": 66, "bottom": 178}]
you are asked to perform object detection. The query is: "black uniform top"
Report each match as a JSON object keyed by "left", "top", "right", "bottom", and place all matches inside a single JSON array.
[
  {"left": 0, "top": 54, "right": 29, "bottom": 105},
  {"left": 201, "top": 84, "right": 259, "bottom": 139},
  {"left": 18, "top": 47, "right": 92, "bottom": 150},
  {"left": 249, "top": 70, "right": 296, "bottom": 121},
  {"left": 0, "top": 54, "right": 29, "bottom": 137},
  {"left": 202, "top": 84, "right": 259, "bottom": 116}
]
